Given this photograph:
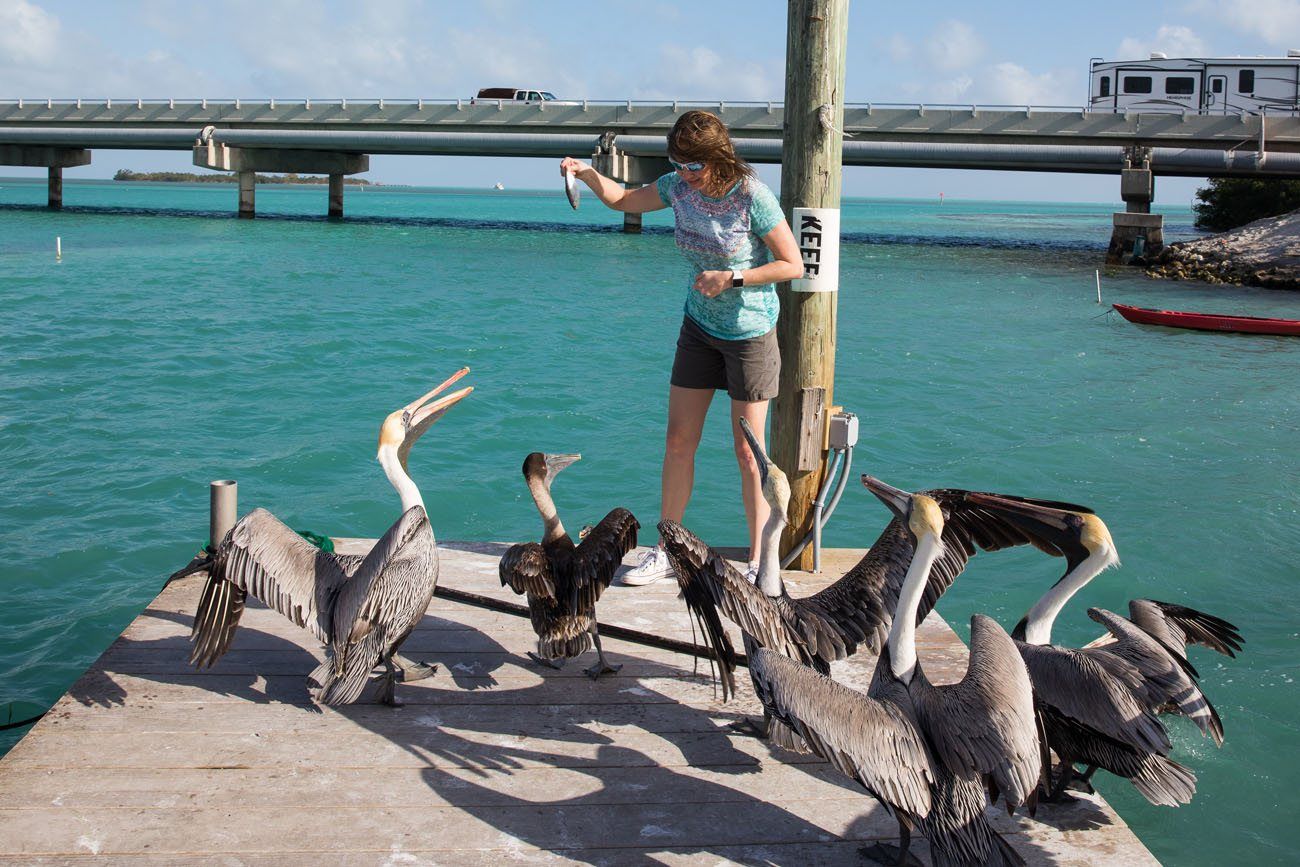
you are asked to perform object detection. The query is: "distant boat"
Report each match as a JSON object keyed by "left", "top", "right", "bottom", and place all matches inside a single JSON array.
[
  {"left": 493, "top": 182, "right": 505, "bottom": 191},
  {"left": 1113, "top": 303, "right": 1300, "bottom": 336}
]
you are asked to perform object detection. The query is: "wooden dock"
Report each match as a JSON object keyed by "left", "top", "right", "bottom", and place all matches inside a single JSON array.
[{"left": 0, "top": 542, "right": 1158, "bottom": 865}]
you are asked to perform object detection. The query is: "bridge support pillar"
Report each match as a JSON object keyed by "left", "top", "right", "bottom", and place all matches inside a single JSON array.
[
  {"left": 194, "top": 142, "right": 368, "bottom": 219},
  {"left": 0, "top": 145, "right": 90, "bottom": 209},
  {"left": 238, "top": 171, "right": 256, "bottom": 219},
  {"left": 1107, "top": 146, "right": 1164, "bottom": 266},
  {"left": 592, "top": 133, "right": 670, "bottom": 234},
  {"left": 48, "top": 167, "right": 63, "bottom": 209},
  {"left": 328, "top": 174, "right": 344, "bottom": 219},
  {"left": 622, "top": 184, "right": 643, "bottom": 234}
]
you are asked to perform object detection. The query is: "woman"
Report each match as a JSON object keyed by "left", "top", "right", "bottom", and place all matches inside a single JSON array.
[{"left": 560, "top": 110, "right": 803, "bottom": 585}]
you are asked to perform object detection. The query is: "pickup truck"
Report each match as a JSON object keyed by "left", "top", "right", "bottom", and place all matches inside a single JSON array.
[{"left": 472, "top": 88, "right": 570, "bottom": 104}]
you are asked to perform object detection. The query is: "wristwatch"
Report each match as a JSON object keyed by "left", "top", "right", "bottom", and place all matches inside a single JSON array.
[{"left": 730, "top": 270, "right": 745, "bottom": 288}]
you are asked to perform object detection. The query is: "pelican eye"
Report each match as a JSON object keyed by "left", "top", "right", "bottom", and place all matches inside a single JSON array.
[{"left": 401, "top": 409, "right": 413, "bottom": 429}]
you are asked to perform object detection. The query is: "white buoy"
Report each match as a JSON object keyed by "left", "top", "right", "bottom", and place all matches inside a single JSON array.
[
  {"left": 1095, "top": 269, "right": 1101, "bottom": 304},
  {"left": 56, "top": 236, "right": 62, "bottom": 260}
]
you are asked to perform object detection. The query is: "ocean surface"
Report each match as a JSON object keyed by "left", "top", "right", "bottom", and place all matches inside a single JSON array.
[{"left": 2, "top": 177, "right": 1297, "bottom": 863}]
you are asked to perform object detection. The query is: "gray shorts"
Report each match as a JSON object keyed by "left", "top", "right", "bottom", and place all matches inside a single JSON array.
[{"left": 670, "top": 316, "right": 780, "bottom": 402}]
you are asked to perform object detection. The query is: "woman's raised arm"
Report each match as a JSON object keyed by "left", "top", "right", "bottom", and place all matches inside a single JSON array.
[{"left": 560, "top": 157, "right": 668, "bottom": 214}]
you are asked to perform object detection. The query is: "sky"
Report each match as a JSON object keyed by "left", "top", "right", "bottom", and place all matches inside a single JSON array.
[{"left": 4, "top": 0, "right": 1300, "bottom": 203}]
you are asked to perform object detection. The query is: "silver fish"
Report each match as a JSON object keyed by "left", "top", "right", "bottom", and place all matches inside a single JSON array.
[{"left": 564, "top": 170, "right": 580, "bottom": 210}]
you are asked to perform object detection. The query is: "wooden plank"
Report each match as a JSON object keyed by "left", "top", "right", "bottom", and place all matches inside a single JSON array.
[{"left": 0, "top": 542, "right": 1158, "bottom": 865}]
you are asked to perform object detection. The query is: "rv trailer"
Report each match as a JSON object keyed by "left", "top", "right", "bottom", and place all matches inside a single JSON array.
[{"left": 1088, "top": 52, "right": 1300, "bottom": 114}]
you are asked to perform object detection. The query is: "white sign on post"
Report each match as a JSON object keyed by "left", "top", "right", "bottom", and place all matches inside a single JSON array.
[{"left": 792, "top": 207, "right": 840, "bottom": 293}]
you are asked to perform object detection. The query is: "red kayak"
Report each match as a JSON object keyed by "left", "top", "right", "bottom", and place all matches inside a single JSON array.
[{"left": 1113, "top": 303, "right": 1300, "bottom": 336}]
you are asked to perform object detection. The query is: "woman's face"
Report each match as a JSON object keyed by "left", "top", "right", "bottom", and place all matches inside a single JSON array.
[{"left": 670, "top": 156, "right": 711, "bottom": 191}]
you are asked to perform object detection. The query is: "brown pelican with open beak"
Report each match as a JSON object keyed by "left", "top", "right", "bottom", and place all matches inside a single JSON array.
[
  {"left": 966, "top": 492, "right": 1208, "bottom": 807},
  {"left": 500, "top": 453, "right": 639, "bottom": 678},
  {"left": 753, "top": 480, "right": 1037, "bottom": 866},
  {"left": 182, "top": 369, "right": 473, "bottom": 706},
  {"left": 660, "top": 416, "right": 1094, "bottom": 742}
]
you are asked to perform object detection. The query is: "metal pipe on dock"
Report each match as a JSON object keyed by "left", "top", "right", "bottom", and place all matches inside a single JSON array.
[{"left": 209, "top": 480, "right": 236, "bottom": 548}]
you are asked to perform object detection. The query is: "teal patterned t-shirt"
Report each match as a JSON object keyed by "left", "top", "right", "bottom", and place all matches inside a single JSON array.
[{"left": 655, "top": 172, "right": 784, "bottom": 340}]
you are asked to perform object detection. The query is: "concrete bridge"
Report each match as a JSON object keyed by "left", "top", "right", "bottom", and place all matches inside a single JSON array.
[{"left": 5, "top": 98, "right": 1300, "bottom": 260}]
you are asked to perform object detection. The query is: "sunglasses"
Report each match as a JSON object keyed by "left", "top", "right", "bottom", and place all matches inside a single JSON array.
[{"left": 669, "top": 157, "right": 705, "bottom": 173}]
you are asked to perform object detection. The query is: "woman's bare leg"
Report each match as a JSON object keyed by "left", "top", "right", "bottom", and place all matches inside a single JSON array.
[
  {"left": 661, "top": 385, "right": 714, "bottom": 523},
  {"left": 730, "top": 398, "right": 771, "bottom": 566}
]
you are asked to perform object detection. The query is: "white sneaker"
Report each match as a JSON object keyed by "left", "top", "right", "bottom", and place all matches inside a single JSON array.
[
  {"left": 621, "top": 545, "right": 674, "bottom": 586},
  {"left": 744, "top": 564, "right": 759, "bottom": 584}
]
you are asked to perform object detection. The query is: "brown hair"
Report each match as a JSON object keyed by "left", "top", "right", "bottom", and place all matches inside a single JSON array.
[{"left": 667, "top": 110, "right": 755, "bottom": 197}]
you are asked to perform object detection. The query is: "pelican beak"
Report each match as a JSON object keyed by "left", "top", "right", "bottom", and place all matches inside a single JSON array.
[
  {"left": 966, "top": 491, "right": 1089, "bottom": 565},
  {"left": 738, "top": 417, "right": 770, "bottom": 487},
  {"left": 861, "top": 475, "right": 912, "bottom": 521},
  {"left": 544, "top": 452, "right": 581, "bottom": 483},
  {"left": 404, "top": 367, "right": 473, "bottom": 444}
]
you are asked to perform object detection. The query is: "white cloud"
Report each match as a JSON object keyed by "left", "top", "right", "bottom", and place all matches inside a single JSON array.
[
  {"left": 1117, "top": 25, "right": 1206, "bottom": 60},
  {"left": 883, "top": 33, "right": 913, "bottom": 63},
  {"left": 925, "top": 20, "right": 984, "bottom": 71},
  {"left": 1188, "top": 0, "right": 1300, "bottom": 49},
  {"left": 985, "top": 62, "right": 1075, "bottom": 106},
  {"left": 636, "top": 44, "right": 778, "bottom": 101},
  {"left": 0, "top": 0, "right": 60, "bottom": 66}
]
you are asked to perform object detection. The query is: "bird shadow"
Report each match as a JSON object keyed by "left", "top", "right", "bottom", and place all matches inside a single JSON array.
[{"left": 76, "top": 573, "right": 1092, "bottom": 864}]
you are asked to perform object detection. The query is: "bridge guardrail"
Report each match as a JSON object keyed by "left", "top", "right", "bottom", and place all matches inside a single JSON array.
[{"left": 4, "top": 97, "right": 1299, "bottom": 118}]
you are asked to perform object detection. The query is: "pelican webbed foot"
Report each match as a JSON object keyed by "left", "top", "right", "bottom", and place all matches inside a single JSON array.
[
  {"left": 583, "top": 659, "right": 622, "bottom": 680},
  {"left": 1071, "top": 765, "right": 1098, "bottom": 794},
  {"left": 392, "top": 653, "right": 439, "bottom": 683},
  {"left": 527, "top": 652, "right": 567, "bottom": 670},
  {"left": 1039, "top": 762, "right": 1086, "bottom": 804},
  {"left": 725, "top": 716, "right": 768, "bottom": 739},
  {"left": 583, "top": 625, "right": 620, "bottom": 679}
]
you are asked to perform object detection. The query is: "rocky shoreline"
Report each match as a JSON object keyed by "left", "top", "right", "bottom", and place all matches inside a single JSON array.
[{"left": 1145, "top": 209, "right": 1300, "bottom": 289}]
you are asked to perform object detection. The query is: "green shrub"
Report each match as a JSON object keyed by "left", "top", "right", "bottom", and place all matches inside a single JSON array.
[{"left": 1193, "top": 177, "right": 1300, "bottom": 232}]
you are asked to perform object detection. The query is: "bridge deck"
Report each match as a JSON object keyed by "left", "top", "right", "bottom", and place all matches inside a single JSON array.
[
  {"left": 2, "top": 100, "right": 1298, "bottom": 151},
  {"left": 0, "top": 541, "right": 1157, "bottom": 865}
]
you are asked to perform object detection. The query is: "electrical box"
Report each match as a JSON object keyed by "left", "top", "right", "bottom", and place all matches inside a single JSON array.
[{"left": 829, "top": 411, "right": 858, "bottom": 450}]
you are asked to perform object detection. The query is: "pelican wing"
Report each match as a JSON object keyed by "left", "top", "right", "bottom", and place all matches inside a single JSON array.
[
  {"left": 914, "top": 615, "right": 1041, "bottom": 808},
  {"left": 751, "top": 648, "right": 934, "bottom": 818},
  {"left": 808, "top": 489, "right": 1086, "bottom": 652},
  {"left": 317, "top": 505, "right": 437, "bottom": 705},
  {"left": 190, "top": 507, "right": 351, "bottom": 667},
  {"left": 660, "top": 519, "right": 813, "bottom": 664},
  {"left": 1018, "top": 639, "right": 1171, "bottom": 755},
  {"left": 500, "top": 542, "right": 556, "bottom": 601},
  {"left": 1128, "top": 599, "right": 1243, "bottom": 659},
  {"left": 656, "top": 520, "right": 739, "bottom": 699},
  {"left": 571, "top": 507, "right": 639, "bottom": 612},
  {"left": 1039, "top": 704, "right": 1197, "bottom": 806},
  {"left": 1086, "top": 607, "right": 1223, "bottom": 746}
]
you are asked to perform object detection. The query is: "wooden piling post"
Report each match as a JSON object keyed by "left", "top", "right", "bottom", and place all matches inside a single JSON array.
[{"left": 773, "top": 0, "right": 849, "bottom": 569}]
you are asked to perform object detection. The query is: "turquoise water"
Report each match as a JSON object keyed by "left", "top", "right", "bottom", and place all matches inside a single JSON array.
[{"left": 2, "top": 178, "right": 1297, "bottom": 863}]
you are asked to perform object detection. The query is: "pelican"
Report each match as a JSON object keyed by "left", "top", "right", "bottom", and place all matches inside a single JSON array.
[
  {"left": 966, "top": 492, "right": 1206, "bottom": 806},
  {"left": 181, "top": 369, "right": 473, "bottom": 706},
  {"left": 499, "top": 452, "right": 639, "bottom": 678},
  {"left": 1120, "top": 599, "right": 1243, "bottom": 662},
  {"left": 659, "top": 416, "right": 1091, "bottom": 740},
  {"left": 752, "top": 482, "right": 1036, "bottom": 866}
]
